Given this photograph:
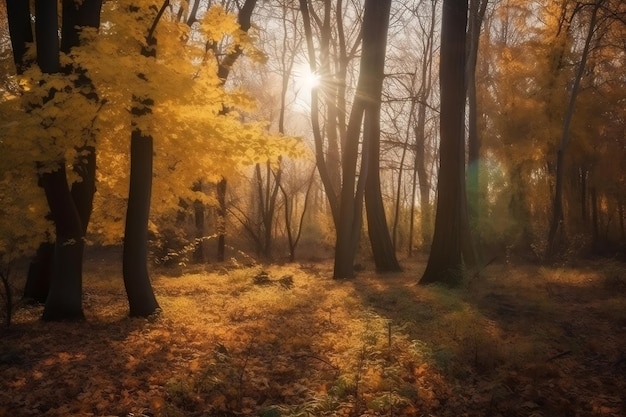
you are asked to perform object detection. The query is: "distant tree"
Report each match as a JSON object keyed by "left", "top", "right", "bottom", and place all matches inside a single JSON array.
[
  {"left": 214, "top": 0, "right": 258, "bottom": 262},
  {"left": 546, "top": 0, "right": 604, "bottom": 259},
  {"left": 466, "top": 0, "right": 489, "bottom": 243},
  {"left": 419, "top": 0, "right": 472, "bottom": 286}
]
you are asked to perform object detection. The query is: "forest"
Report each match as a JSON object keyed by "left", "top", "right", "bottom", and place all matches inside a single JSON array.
[{"left": 0, "top": 0, "right": 625, "bottom": 416}]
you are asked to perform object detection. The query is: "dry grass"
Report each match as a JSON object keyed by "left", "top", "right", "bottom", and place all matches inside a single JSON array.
[{"left": 1, "top": 252, "right": 625, "bottom": 416}]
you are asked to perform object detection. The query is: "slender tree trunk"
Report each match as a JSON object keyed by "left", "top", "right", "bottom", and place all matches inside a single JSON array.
[
  {"left": 216, "top": 178, "right": 227, "bottom": 262},
  {"left": 618, "top": 199, "right": 625, "bottom": 243},
  {"left": 392, "top": 97, "right": 415, "bottom": 249},
  {"left": 214, "top": 0, "right": 258, "bottom": 261},
  {"left": 591, "top": 187, "right": 599, "bottom": 246},
  {"left": 192, "top": 181, "right": 206, "bottom": 263},
  {"left": 419, "top": 0, "right": 470, "bottom": 286},
  {"left": 360, "top": 0, "right": 400, "bottom": 273},
  {"left": 466, "top": 0, "right": 488, "bottom": 240},
  {"left": 413, "top": 1, "right": 436, "bottom": 251},
  {"left": 123, "top": 125, "right": 159, "bottom": 317},
  {"left": 580, "top": 167, "right": 588, "bottom": 222},
  {"left": 414, "top": 110, "right": 432, "bottom": 249},
  {"left": 122, "top": 3, "right": 169, "bottom": 316},
  {"left": 299, "top": 0, "right": 341, "bottom": 226},
  {"left": 547, "top": 0, "right": 602, "bottom": 259}
]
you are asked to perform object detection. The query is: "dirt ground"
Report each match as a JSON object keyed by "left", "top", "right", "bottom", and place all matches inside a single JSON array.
[{"left": 1, "top": 251, "right": 625, "bottom": 417}]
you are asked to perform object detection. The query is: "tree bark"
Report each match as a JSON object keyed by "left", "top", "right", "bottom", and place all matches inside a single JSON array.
[{"left": 419, "top": 0, "right": 471, "bottom": 286}]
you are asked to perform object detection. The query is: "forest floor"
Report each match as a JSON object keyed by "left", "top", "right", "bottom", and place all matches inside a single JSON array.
[{"left": 1, "top": 251, "right": 625, "bottom": 417}]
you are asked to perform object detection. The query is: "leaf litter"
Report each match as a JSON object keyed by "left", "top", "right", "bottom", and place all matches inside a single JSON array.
[{"left": 0, "top": 256, "right": 625, "bottom": 417}]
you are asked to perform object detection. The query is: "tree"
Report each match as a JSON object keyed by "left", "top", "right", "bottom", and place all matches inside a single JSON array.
[
  {"left": 361, "top": 0, "right": 401, "bottom": 273},
  {"left": 546, "top": 0, "right": 605, "bottom": 259},
  {"left": 5, "top": 0, "right": 103, "bottom": 320},
  {"left": 466, "top": 0, "right": 489, "bottom": 241},
  {"left": 121, "top": 1, "right": 169, "bottom": 318},
  {"left": 419, "top": 0, "right": 472, "bottom": 286},
  {"left": 214, "top": 0, "right": 258, "bottom": 262},
  {"left": 299, "top": 0, "right": 399, "bottom": 277},
  {"left": 332, "top": 0, "right": 399, "bottom": 277}
]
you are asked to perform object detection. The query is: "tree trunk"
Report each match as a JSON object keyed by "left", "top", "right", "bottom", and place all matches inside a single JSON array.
[
  {"left": 216, "top": 178, "right": 227, "bottom": 262},
  {"left": 365, "top": 110, "right": 401, "bottom": 272},
  {"left": 23, "top": 242, "right": 53, "bottom": 303},
  {"left": 122, "top": 10, "right": 167, "bottom": 316},
  {"left": 333, "top": 98, "right": 366, "bottom": 278},
  {"left": 192, "top": 181, "right": 206, "bottom": 263},
  {"left": 41, "top": 166, "right": 85, "bottom": 321},
  {"left": 5, "top": 0, "right": 33, "bottom": 74},
  {"left": 31, "top": 0, "right": 87, "bottom": 321},
  {"left": 214, "top": 0, "right": 258, "bottom": 261},
  {"left": 466, "top": 0, "right": 488, "bottom": 241},
  {"left": 546, "top": 0, "right": 602, "bottom": 259},
  {"left": 299, "top": 0, "right": 341, "bottom": 226},
  {"left": 618, "top": 199, "right": 625, "bottom": 243},
  {"left": 20, "top": 0, "right": 101, "bottom": 308},
  {"left": 591, "top": 186, "right": 599, "bottom": 247},
  {"left": 360, "top": 0, "right": 400, "bottom": 273},
  {"left": 123, "top": 126, "right": 160, "bottom": 317},
  {"left": 419, "top": 0, "right": 470, "bottom": 286}
]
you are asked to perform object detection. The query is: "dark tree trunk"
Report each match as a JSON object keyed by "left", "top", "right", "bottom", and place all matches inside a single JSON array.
[
  {"left": 216, "top": 177, "right": 227, "bottom": 262},
  {"left": 122, "top": 9, "right": 167, "bottom": 316},
  {"left": 333, "top": 98, "right": 366, "bottom": 279},
  {"left": 334, "top": 0, "right": 395, "bottom": 278},
  {"left": 41, "top": 166, "right": 85, "bottom": 321},
  {"left": 580, "top": 167, "right": 588, "bottom": 222},
  {"left": 32, "top": 0, "right": 88, "bottom": 321},
  {"left": 362, "top": 0, "right": 401, "bottom": 273},
  {"left": 420, "top": 0, "right": 471, "bottom": 286},
  {"left": 7, "top": 0, "right": 41, "bottom": 302},
  {"left": 618, "top": 200, "right": 625, "bottom": 243},
  {"left": 591, "top": 187, "right": 599, "bottom": 246},
  {"left": 123, "top": 127, "right": 160, "bottom": 317},
  {"left": 5, "top": 0, "right": 33, "bottom": 74},
  {"left": 23, "top": 242, "right": 53, "bottom": 303},
  {"left": 192, "top": 181, "right": 206, "bottom": 263}
]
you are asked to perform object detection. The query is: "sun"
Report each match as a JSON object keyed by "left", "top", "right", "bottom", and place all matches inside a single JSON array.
[{"left": 294, "top": 64, "right": 320, "bottom": 94}]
